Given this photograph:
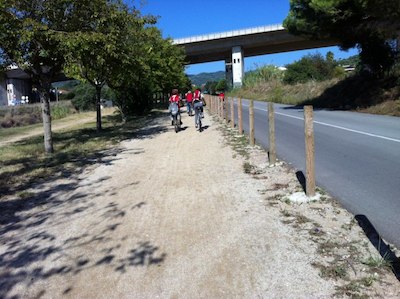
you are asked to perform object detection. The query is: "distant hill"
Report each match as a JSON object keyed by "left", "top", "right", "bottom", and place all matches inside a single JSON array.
[{"left": 188, "top": 71, "right": 225, "bottom": 86}]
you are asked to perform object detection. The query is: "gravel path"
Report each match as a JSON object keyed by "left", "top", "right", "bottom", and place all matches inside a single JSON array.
[{"left": 0, "top": 109, "right": 399, "bottom": 298}]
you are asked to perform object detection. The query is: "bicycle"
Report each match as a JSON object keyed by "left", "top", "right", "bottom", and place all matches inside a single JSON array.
[
  {"left": 187, "top": 101, "right": 194, "bottom": 116},
  {"left": 194, "top": 101, "right": 203, "bottom": 132},
  {"left": 169, "top": 102, "right": 181, "bottom": 133}
]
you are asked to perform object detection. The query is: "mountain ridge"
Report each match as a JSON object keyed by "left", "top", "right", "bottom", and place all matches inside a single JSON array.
[{"left": 188, "top": 71, "right": 225, "bottom": 86}]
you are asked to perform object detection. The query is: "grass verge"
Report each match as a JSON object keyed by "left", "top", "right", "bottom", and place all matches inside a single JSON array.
[
  {"left": 0, "top": 122, "right": 44, "bottom": 139},
  {"left": 227, "top": 74, "right": 400, "bottom": 116},
  {"left": 0, "top": 110, "right": 114, "bottom": 141}
]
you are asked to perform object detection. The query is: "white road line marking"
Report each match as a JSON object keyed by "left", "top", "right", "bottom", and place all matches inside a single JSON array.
[
  {"left": 246, "top": 105, "right": 400, "bottom": 143},
  {"left": 312, "top": 120, "right": 400, "bottom": 143}
]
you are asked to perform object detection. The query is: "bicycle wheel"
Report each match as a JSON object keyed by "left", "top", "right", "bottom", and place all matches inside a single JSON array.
[
  {"left": 198, "top": 117, "right": 202, "bottom": 132},
  {"left": 174, "top": 118, "right": 179, "bottom": 133}
]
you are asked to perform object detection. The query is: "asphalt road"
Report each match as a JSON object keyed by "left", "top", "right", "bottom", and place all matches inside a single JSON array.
[{"left": 231, "top": 99, "right": 400, "bottom": 248}]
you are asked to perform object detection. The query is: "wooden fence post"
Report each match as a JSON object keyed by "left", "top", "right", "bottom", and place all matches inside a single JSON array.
[
  {"left": 218, "top": 99, "right": 224, "bottom": 120},
  {"left": 215, "top": 98, "right": 221, "bottom": 118},
  {"left": 217, "top": 97, "right": 220, "bottom": 118},
  {"left": 238, "top": 98, "right": 243, "bottom": 134},
  {"left": 249, "top": 100, "right": 255, "bottom": 146},
  {"left": 213, "top": 96, "right": 216, "bottom": 115},
  {"left": 225, "top": 99, "right": 229, "bottom": 124},
  {"left": 216, "top": 97, "right": 219, "bottom": 116},
  {"left": 222, "top": 99, "right": 225, "bottom": 120},
  {"left": 215, "top": 97, "right": 217, "bottom": 115},
  {"left": 231, "top": 98, "right": 235, "bottom": 128},
  {"left": 304, "top": 105, "right": 315, "bottom": 197},
  {"left": 268, "top": 102, "right": 276, "bottom": 165}
]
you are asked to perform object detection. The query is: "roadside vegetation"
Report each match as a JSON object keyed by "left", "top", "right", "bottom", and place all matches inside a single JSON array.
[
  {"left": 0, "top": 101, "right": 77, "bottom": 128},
  {"left": 226, "top": 52, "right": 400, "bottom": 116},
  {"left": 204, "top": 51, "right": 399, "bottom": 116},
  {"left": 203, "top": 78, "right": 228, "bottom": 95}
]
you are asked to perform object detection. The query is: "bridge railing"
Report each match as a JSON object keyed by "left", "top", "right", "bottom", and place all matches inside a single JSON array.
[{"left": 173, "top": 24, "right": 284, "bottom": 44}]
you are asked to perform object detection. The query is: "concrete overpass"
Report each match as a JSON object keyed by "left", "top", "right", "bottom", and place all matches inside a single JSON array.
[
  {"left": 173, "top": 24, "right": 337, "bottom": 87},
  {"left": 1, "top": 66, "right": 69, "bottom": 106},
  {"left": 0, "top": 66, "right": 33, "bottom": 106}
]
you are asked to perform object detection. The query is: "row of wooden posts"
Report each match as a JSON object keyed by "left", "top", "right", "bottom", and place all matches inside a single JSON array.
[{"left": 204, "top": 95, "right": 316, "bottom": 197}]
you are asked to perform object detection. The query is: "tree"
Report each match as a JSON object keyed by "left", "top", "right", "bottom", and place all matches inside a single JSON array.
[
  {"left": 326, "top": 51, "right": 334, "bottom": 64},
  {"left": 107, "top": 19, "right": 188, "bottom": 118},
  {"left": 69, "top": 83, "right": 96, "bottom": 112},
  {"left": 283, "top": 0, "right": 400, "bottom": 76},
  {"left": 283, "top": 53, "right": 338, "bottom": 84},
  {"left": 0, "top": 0, "right": 78, "bottom": 153},
  {"left": 204, "top": 81, "right": 218, "bottom": 95},
  {"left": 1, "top": 0, "right": 188, "bottom": 134},
  {"left": 153, "top": 36, "right": 188, "bottom": 94},
  {"left": 215, "top": 79, "right": 227, "bottom": 92},
  {"left": 62, "top": 0, "right": 138, "bottom": 131},
  {"left": 338, "top": 55, "right": 360, "bottom": 67}
]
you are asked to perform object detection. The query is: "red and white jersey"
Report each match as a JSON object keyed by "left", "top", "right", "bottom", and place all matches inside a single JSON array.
[
  {"left": 186, "top": 92, "right": 193, "bottom": 102},
  {"left": 193, "top": 90, "right": 201, "bottom": 100},
  {"left": 169, "top": 94, "right": 180, "bottom": 103}
]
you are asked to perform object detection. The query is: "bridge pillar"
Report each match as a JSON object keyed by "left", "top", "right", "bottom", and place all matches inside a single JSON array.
[
  {"left": 232, "top": 46, "right": 244, "bottom": 87},
  {"left": 225, "top": 59, "right": 233, "bottom": 89}
]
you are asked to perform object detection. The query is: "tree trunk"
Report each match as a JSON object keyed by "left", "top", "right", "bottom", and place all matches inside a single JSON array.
[
  {"left": 40, "top": 86, "right": 54, "bottom": 154},
  {"left": 96, "top": 86, "right": 102, "bottom": 132}
]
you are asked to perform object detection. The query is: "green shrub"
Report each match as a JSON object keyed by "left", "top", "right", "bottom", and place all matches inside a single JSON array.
[
  {"left": 18, "top": 113, "right": 40, "bottom": 125},
  {"left": 215, "top": 79, "right": 227, "bottom": 92},
  {"left": 69, "top": 83, "right": 115, "bottom": 112},
  {"left": 1, "top": 113, "right": 14, "bottom": 128},
  {"left": 270, "top": 84, "right": 284, "bottom": 103},
  {"left": 71, "top": 83, "right": 96, "bottom": 111},
  {"left": 204, "top": 80, "right": 218, "bottom": 95},
  {"left": 63, "top": 92, "right": 76, "bottom": 100},
  {"left": 0, "top": 104, "right": 42, "bottom": 128},
  {"left": 51, "top": 101, "right": 75, "bottom": 120},
  {"left": 0, "top": 101, "right": 76, "bottom": 128},
  {"left": 244, "top": 65, "right": 284, "bottom": 87},
  {"left": 333, "top": 66, "right": 346, "bottom": 79},
  {"left": 388, "top": 61, "right": 400, "bottom": 83},
  {"left": 113, "top": 85, "right": 152, "bottom": 118},
  {"left": 283, "top": 53, "right": 338, "bottom": 84}
]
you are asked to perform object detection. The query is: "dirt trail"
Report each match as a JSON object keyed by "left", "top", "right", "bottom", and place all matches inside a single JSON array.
[{"left": 0, "top": 109, "right": 399, "bottom": 298}]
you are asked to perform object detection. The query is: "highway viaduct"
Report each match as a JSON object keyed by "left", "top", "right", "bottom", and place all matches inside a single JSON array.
[
  {"left": 1, "top": 23, "right": 337, "bottom": 105},
  {"left": 174, "top": 24, "right": 337, "bottom": 87}
]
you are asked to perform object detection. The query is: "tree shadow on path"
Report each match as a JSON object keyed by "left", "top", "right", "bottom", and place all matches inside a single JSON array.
[{"left": 0, "top": 110, "right": 170, "bottom": 299}]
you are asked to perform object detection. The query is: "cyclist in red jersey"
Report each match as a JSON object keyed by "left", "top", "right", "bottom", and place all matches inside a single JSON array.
[{"left": 169, "top": 89, "right": 181, "bottom": 125}]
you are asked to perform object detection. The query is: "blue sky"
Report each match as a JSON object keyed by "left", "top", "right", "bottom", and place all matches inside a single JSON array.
[{"left": 138, "top": 0, "right": 358, "bottom": 75}]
